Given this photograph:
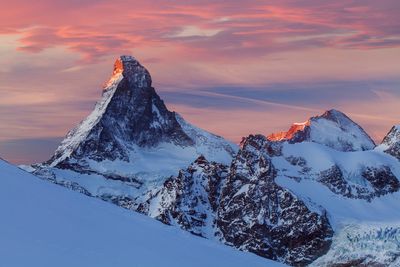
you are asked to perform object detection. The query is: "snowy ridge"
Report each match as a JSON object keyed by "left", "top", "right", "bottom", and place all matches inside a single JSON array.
[
  {"left": 272, "top": 141, "right": 400, "bottom": 200},
  {"left": 308, "top": 109, "right": 375, "bottom": 151},
  {"left": 272, "top": 140, "right": 400, "bottom": 265},
  {"left": 175, "top": 113, "right": 238, "bottom": 165},
  {"left": 0, "top": 159, "right": 286, "bottom": 267},
  {"left": 49, "top": 72, "right": 123, "bottom": 167},
  {"left": 268, "top": 109, "right": 376, "bottom": 152}
]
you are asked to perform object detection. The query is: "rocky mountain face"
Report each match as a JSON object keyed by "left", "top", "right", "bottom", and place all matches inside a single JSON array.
[
  {"left": 216, "top": 135, "right": 333, "bottom": 266},
  {"left": 28, "top": 55, "right": 400, "bottom": 267},
  {"left": 48, "top": 55, "right": 207, "bottom": 169},
  {"left": 37, "top": 55, "right": 236, "bottom": 183},
  {"left": 136, "top": 137, "right": 333, "bottom": 266},
  {"left": 141, "top": 155, "right": 228, "bottom": 238}
]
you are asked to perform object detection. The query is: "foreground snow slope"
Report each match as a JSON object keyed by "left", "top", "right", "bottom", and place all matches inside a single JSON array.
[{"left": 0, "top": 159, "right": 284, "bottom": 267}]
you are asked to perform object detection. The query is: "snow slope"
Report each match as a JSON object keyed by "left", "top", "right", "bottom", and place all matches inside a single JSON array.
[{"left": 0, "top": 159, "right": 285, "bottom": 267}]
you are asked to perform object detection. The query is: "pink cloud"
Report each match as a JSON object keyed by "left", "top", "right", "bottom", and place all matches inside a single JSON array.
[{"left": 0, "top": 0, "right": 398, "bottom": 63}]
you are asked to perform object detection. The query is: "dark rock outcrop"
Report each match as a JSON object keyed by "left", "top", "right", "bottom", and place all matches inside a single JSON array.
[{"left": 217, "top": 135, "right": 333, "bottom": 266}]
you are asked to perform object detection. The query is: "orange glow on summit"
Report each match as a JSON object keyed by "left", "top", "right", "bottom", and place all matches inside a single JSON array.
[{"left": 267, "top": 120, "right": 311, "bottom": 141}]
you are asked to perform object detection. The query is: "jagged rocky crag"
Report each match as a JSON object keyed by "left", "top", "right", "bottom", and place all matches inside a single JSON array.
[
  {"left": 140, "top": 156, "right": 228, "bottom": 237},
  {"left": 216, "top": 135, "right": 333, "bottom": 265},
  {"left": 29, "top": 55, "right": 400, "bottom": 266},
  {"left": 141, "top": 139, "right": 333, "bottom": 266}
]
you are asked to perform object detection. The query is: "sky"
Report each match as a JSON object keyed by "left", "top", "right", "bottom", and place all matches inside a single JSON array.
[{"left": 0, "top": 0, "right": 400, "bottom": 164}]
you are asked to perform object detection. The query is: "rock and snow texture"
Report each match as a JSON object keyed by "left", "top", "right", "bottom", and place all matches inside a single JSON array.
[
  {"left": 271, "top": 141, "right": 400, "bottom": 201},
  {"left": 27, "top": 55, "right": 400, "bottom": 266},
  {"left": 272, "top": 136, "right": 400, "bottom": 266},
  {"left": 311, "top": 223, "right": 400, "bottom": 267},
  {"left": 216, "top": 135, "right": 333, "bottom": 266},
  {"left": 45, "top": 55, "right": 236, "bottom": 176},
  {"left": 268, "top": 109, "right": 376, "bottom": 152},
  {"left": 141, "top": 155, "right": 228, "bottom": 239},
  {"left": 378, "top": 125, "right": 400, "bottom": 160},
  {"left": 0, "top": 159, "right": 285, "bottom": 267},
  {"left": 35, "top": 55, "right": 236, "bottom": 194}
]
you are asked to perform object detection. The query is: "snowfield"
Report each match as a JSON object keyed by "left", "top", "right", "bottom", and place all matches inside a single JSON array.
[{"left": 0, "top": 159, "right": 285, "bottom": 267}]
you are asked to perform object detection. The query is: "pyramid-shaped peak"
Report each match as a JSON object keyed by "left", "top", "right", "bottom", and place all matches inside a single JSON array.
[
  {"left": 317, "top": 109, "right": 352, "bottom": 122},
  {"left": 120, "top": 55, "right": 137, "bottom": 62},
  {"left": 321, "top": 109, "right": 344, "bottom": 117},
  {"left": 111, "top": 55, "right": 152, "bottom": 88}
]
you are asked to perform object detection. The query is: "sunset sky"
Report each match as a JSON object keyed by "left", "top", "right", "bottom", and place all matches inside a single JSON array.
[{"left": 1, "top": 0, "right": 400, "bottom": 164}]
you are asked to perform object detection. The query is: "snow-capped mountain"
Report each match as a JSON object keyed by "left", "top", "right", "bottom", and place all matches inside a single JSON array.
[
  {"left": 267, "top": 109, "right": 376, "bottom": 152},
  {"left": 27, "top": 55, "right": 400, "bottom": 266},
  {"left": 45, "top": 55, "right": 236, "bottom": 179},
  {"left": 31, "top": 55, "right": 236, "bottom": 206},
  {"left": 0, "top": 158, "right": 285, "bottom": 267}
]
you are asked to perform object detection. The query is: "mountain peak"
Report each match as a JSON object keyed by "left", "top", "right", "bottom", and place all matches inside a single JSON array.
[
  {"left": 108, "top": 55, "right": 152, "bottom": 90},
  {"left": 46, "top": 55, "right": 236, "bottom": 172},
  {"left": 267, "top": 109, "right": 375, "bottom": 151},
  {"left": 319, "top": 109, "right": 351, "bottom": 122}
]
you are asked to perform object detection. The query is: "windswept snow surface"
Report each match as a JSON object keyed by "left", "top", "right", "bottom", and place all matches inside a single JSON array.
[{"left": 0, "top": 159, "right": 285, "bottom": 267}]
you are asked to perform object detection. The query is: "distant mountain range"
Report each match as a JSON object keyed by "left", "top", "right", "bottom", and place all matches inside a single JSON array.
[{"left": 10, "top": 55, "right": 400, "bottom": 266}]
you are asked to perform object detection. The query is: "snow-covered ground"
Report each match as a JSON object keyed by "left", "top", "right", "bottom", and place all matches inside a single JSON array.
[{"left": 0, "top": 159, "right": 285, "bottom": 267}]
